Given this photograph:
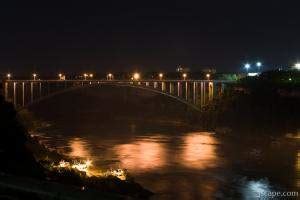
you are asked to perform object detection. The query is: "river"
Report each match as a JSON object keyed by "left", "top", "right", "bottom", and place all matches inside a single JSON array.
[{"left": 28, "top": 87, "right": 299, "bottom": 199}]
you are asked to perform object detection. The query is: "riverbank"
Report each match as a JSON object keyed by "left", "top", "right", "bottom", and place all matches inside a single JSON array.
[
  {"left": 0, "top": 94, "right": 153, "bottom": 199},
  {"left": 198, "top": 71, "right": 300, "bottom": 136}
]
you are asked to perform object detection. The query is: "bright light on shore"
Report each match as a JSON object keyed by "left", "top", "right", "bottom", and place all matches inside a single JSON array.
[
  {"left": 182, "top": 73, "right": 187, "bottom": 80},
  {"left": 244, "top": 63, "right": 251, "bottom": 70},
  {"left": 7, "top": 73, "right": 11, "bottom": 80},
  {"left": 248, "top": 72, "right": 259, "bottom": 77},
  {"left": 206, "top": 73, "right": 210, "bottom": 79},
  {"left": 53, "top": 159, "right": 127, "bottom": 180},
  {"left": 294, "top": 63, "right": 300, "bottom": 70},
  {"left": 256, "top": 62, "right": 262, "bottom": 67}
]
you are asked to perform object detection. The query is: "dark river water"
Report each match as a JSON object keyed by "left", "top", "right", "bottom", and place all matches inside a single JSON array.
[
  {"left": 31, "top": 119, "right": 299, "bottom": 199},
  {"left": 28, "top": 88, "right": 300, "bottom": 199}
]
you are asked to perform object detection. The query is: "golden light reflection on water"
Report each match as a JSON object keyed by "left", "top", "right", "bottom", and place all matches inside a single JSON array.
[
  {"left": 64, "top": 132, "right": 220, "bottom": 177},
  {"left": 68, "top": 137, "right": 91, "bottom": 158},
  {"left": 114, "top": 139, "right": 167, "bottom": 172},
  {"left": 113, "top": 132, "right": 219, "bottom": 172},
  {"left": 180, "top": 132, "right": 219, "bottom": 169},
  {"left": 296, "top": 151, "right": 300, "bottom": 188}
]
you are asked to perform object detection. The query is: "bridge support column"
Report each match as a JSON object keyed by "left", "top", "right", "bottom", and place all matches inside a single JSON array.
[
  {"left": 220, "top": 83, "right": 225, "bottom": 96},
  {"left": 22, "top": 82, "right": 25, "bottom": 107},
  {"left": 177, "top": 82, "right": 181, "bottom": 97},
  {"left": 4, "top": 82, "right": 8, "bottom": 100},
  {"left": 185, "top": 82, "right": 188, "bottom": 101},
  {"left": 208, "top": 81, "right": 214, "bottom": 101},
  {"left": 47, "top": 82, "right": 50, "bottom": 95},
  {"left": 154, "top": 82, "right": 157, "bottom": 89},
  {"left": 169, "top": 82, "right": 173, "bottom": 94},
  {"left": 39, "top": 82, "right": 42, "bottom": 98},
  {"left": 161, "top": 82, "right": 166, "bottom": 92},
  {"left": 30, "top": 82, "right": 34, "bottom": 103},
  {"left": 200, "top": 82, "right": 204, "bottom": 107},
  {"left": 13, "top": 82, "right": 16, "bottom": 106},
  {"left": 193, "top": 82, "right": 197, "bottom": 105}
]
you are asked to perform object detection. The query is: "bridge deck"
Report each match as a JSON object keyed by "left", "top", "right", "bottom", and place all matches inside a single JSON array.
[
  {"left": 3, "top": 79, "right": 233, "bottom": 110},
  {"left": 4, "top": 79, "right": 234, "bottom": 83}
]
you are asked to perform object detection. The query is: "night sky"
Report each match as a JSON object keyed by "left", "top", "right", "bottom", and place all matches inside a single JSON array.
[{"left": 1, "top": 1, "right": 300, "bottom": 75}]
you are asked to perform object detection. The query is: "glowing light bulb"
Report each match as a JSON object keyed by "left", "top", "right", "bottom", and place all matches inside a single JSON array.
[
  {"left": 133, "top": 73, "right": 140, "bottom": 80},
  {"left": 158, "top": 73, "right": 163, "bottom": 79}
]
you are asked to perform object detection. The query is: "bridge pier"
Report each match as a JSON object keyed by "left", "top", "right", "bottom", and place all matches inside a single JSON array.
[
  {"left": 200, "top": 82, "right": 204, "bottom": 108},
  {"left": 221, "top": 83, "right": 225, "bottom": 96},
  {"left": 161, "top": 82, "right": 166, "bottom": 92},
  {"left": 208, "top": 82, "right": 214, "bottom": 101},
  {"left": 4, "top": 81, "right": 8, "bottom": 101},
  {"left": 22, "top": 82, "right": 25, "bottom": 107},
  {"left": 193, "top": 82, "right": 197, "bottom": 105},
  {"left": 30, "top": 82, "right": 34, "bottom": 103},
  {"left": 177, "top": 82, "right": 181, "bottom": 97},
  {"left": 13, "top": 82, "right": 16, "bottom": 106},
  {"left": 169, "top": 82, "right": 173, "bottom": 94},
  {"left": 185, "top": 82, "right": 188, "bottom": 101},
  {"left": 39, "top": 82, "right": 42, "bottom": 98}
]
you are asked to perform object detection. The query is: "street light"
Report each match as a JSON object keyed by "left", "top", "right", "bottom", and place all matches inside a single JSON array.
[
  {"left": 89, "top": 73, "right": 93, "bottom": 78},
  {"left": 158, "top": 73, "right": 163, "bottom": 79},
  {"left": 256, "top": 62, "right": 262, "bottom": 67},
  {"left": 182, "top": 73, "right": 187, "bottom": 80},
  {"left": 244, "top": 63, "right": 251, "bottom": 72},
  {"left": 58, "top": 73, "right": 66, "bottom": 80},
  {"left": 107, "top": 73, "right": 113, "bottom": 80},
  {"left": 294, "top": 63, "right": 300, "bottom": 70},
  {"left": 206, "top": 73, "right": 210, "bottom": 79},
  {"left": 6, "top": 73, "right": 11, "bottom": 80},
  {"left": 256, "top": 62, "right": 262, "bottom": 72},
  {"left": 33, "top": 73, "right": 37, "bottom": 80},
  {"left": 133, "top": 72, "right": 140, "bottom": 80},
  {"left": 83, "top": 73, "right": 88, "bottom": 80}
]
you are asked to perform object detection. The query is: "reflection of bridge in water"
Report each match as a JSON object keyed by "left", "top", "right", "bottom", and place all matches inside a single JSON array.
[{"left": 3, "top": 80, "right": 233, "bottom": 110}]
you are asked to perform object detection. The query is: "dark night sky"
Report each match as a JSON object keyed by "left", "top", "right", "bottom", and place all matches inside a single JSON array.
[{"left": 1, "top": 1, "right": 300, "bottom": 75}]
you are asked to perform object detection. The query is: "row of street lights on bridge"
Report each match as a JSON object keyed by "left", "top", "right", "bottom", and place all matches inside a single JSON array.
[{"left": 5, "top": 72, "right": 212, "bottom": 81}]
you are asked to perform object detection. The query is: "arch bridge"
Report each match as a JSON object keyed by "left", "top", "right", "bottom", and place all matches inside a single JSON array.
[{"left": 2, "top": 79, "right": 233, "bottom": 111}]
